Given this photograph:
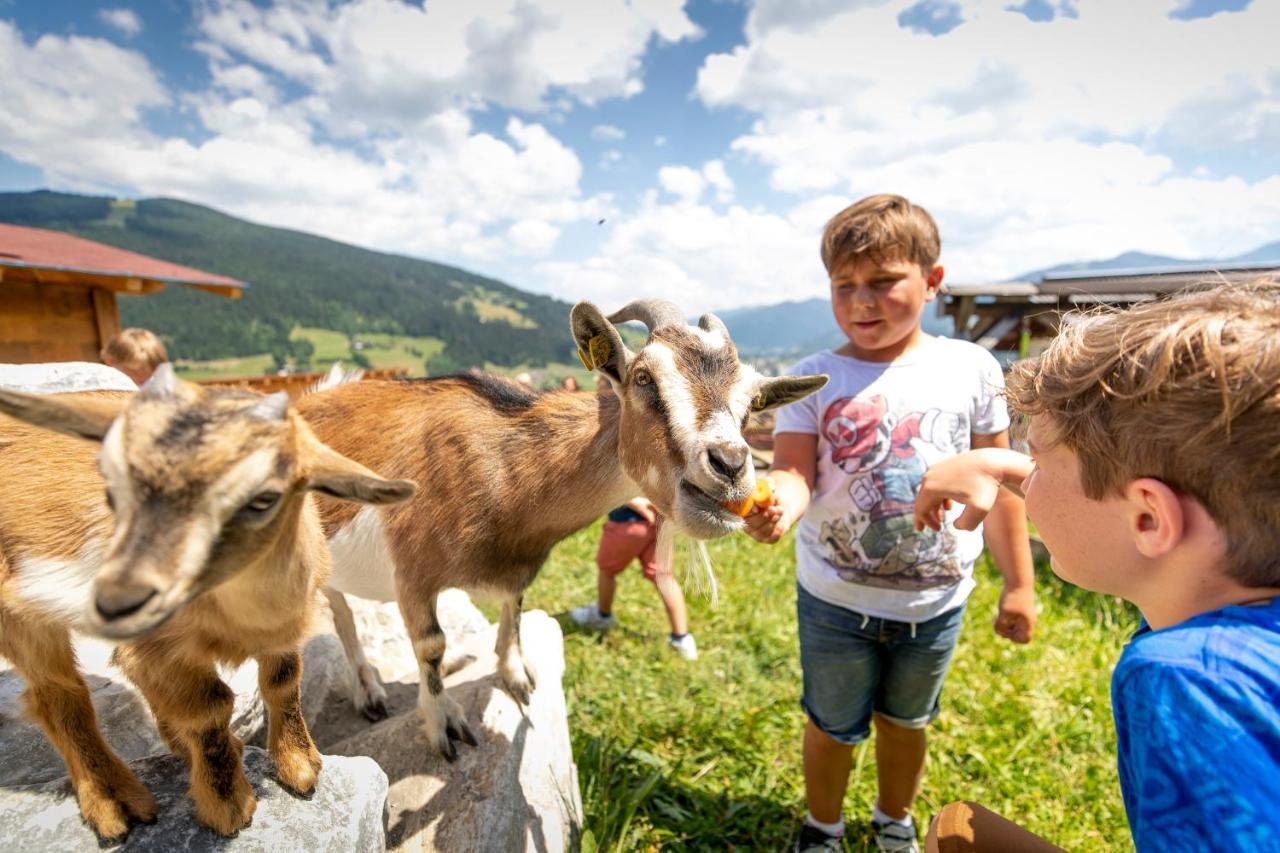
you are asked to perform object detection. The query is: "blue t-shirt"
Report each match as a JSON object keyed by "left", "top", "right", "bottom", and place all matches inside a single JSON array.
[{"left": 1112, "top": 597, "right": 1280, "bottom": 851}]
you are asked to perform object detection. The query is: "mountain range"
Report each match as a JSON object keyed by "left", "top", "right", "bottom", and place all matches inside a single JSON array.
[{"left": 2, "top": 190, "right": 1275, "bottom": 365}]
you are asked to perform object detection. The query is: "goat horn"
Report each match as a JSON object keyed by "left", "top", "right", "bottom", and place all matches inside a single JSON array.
[
  {"left": 697, "top": 313, "right": 730, "bottom": 338},
  {"left": 607, "top": 299, "right": 687, "bottom": 333}
]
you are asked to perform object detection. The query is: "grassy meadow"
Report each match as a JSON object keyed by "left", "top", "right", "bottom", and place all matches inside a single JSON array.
[{"left": 524, "top": 526, "right": 1138, "bottom": 852}]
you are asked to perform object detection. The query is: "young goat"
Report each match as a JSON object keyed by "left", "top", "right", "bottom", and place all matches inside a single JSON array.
[
  {"left": 300, "top": 300, "right": 827, "bottom": 759},
  {"left": 0, "top": 367, "right": 414, "bottom": 840}
]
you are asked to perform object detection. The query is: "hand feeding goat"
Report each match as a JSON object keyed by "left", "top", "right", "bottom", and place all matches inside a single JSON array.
[
  {"left": 0, "top": 367, "right": 414, "bottom": 840},
  {"left": 301, "top": 300, "right": 828, "bottom": 760}
]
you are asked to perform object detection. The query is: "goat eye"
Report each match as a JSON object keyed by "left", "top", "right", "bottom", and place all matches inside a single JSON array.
[
  {"left": 633, "top": 370, "right": 652, "bottom": 387},
  {"left": 245, "top": 492, "right": 281, "bottom": 513}
]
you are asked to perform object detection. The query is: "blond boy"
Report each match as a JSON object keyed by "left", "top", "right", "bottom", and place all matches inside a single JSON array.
[
  {"left": 746, "top": 194, "right": 1036, "bottom": 852},
  {"left": 915, "top": 281, "right": 1280, "bottom": 851},
  {"left": 101, "top": 328, "right": 168, "bottom": 386}
]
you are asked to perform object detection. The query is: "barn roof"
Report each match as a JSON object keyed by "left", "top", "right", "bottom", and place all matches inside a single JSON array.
[{"left": 0, "top": 223, "right": 246, "bottom": 299}]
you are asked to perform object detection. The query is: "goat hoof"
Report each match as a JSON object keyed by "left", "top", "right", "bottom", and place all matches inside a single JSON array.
[
  {"left": 439, "top": 739, "right": 458, "bottom": 763},
  {"left": 360, "top": 697, "right": 389, "bottom": 722},
  {"left": 446, "top": 720, "right": 478, "bottom": 747},
  {"left": 504, "top": 681, "right": 533, "bottom": 706}
]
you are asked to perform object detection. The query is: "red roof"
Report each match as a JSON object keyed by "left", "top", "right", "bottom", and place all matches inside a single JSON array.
[{"left": 0, "top": 222, "right": 246, "bottom": 298}]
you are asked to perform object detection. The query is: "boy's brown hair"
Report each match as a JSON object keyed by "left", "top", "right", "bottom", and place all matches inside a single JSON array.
[
  {"left": 820, "top": 193, "right": 941, "bottom": 274},
  {"left": 101, "top": 328, "right": 168, "bottom": 371},
  {"left": 1006, "top": 280, "right": 1280, "bottom": 586}
]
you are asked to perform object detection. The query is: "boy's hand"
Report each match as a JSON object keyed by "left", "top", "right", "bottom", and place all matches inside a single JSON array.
[
  {"left": 995, "top": 585, "right": 1036, "bottom": 644},
  {"left": 743, "top": 499, "right": 792, "bottom": 544},
  {"left": 914, "top": 448, "right": 1027, "bottom": 532}
]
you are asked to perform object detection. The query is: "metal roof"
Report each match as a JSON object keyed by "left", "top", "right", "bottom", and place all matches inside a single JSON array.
[
  {"left": 0, "top": 223, "right": 246, "bottom": 299},
  {"left": 944, "top": 261, "right": 1278, "bottom": 301}
]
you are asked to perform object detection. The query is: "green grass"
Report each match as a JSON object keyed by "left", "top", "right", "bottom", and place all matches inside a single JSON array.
[
  {"left": 524, "top": 527, "right": 1138, "bottom": 852},
  {"left": 356, "top": 332, "right": 445, "bottom": 372},
  {"left": 173, "top": 353, "right": 275, "bottom": 380},
  {"left": 292, "top": 326, "right": 350, "bottom": 363}
]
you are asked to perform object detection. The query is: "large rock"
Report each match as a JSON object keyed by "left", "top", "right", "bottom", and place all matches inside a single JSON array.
[
  {"left": 0, "top": 746, "right": 387, "bottom": 852},
  {"left": 327, "top": 610, "right": 582, "bottom": 852},
  {"left": 0, "top": 361, "right": 136, "bottom": 393},
  {"left": 1, "top": 591, "right": 581, "bottom": 851}
]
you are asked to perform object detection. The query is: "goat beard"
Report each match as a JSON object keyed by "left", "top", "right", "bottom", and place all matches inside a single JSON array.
[{"left": 654, "top": 522, "right": 718, "bottom": 607}]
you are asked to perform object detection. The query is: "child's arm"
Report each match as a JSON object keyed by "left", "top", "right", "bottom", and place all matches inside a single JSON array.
[
  {"left": 743, "top": 432, "right": 816, "bottom": 545},
  {"left": 969, "top": 432, "right": 1036, "bottom": 644},
  {"left": 914, "top": 447, "right": 1034, "bottom": 532}
]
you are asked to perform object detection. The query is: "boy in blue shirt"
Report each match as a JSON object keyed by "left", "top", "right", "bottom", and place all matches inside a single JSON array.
[{"left": 914, "top": 281, "right": 1280, "bottom": 851}]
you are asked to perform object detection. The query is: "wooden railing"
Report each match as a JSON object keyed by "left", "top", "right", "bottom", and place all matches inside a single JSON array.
[{"left": 196, "top": 367, "right": 409, "bottom": 398}]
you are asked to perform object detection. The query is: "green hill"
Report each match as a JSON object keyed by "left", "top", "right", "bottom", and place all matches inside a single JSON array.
[{"left": 0, "top": 190, "right": 577, "bottom": 374}]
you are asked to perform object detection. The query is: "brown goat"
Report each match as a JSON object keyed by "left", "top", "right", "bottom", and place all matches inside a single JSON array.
[
  {"left": 0, "top": 367, "right": 414, "bottom": 839},
  {"left": 300, "top": 300, "right": 827, "bottom": 759}
]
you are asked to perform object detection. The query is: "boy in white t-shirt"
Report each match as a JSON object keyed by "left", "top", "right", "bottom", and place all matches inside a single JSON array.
[{"left": 745, "top": 194, "right": 1036, "bottom": 852}]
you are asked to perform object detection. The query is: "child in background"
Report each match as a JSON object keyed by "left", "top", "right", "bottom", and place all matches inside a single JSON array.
[
  {"left": 101, "top": 327, "right": 168, "bottom": 386},
  {"left": 746, "top": 194, "right": 1036, "bottom": 853},
  {"left": 570, "top": 497, "right": 699, "bottom": 660},
  {"left": 915, "top": 281, "right": 1280, "bottom": 852}
]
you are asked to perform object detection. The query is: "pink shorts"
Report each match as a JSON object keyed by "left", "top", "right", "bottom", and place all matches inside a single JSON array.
[{"left": 596, "top": 519, "right": 659, "bottom": 582}]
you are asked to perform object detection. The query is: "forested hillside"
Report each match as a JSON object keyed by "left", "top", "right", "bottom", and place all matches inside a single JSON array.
[{"left": 0, "top": 190, "right": 575, "bottom": 372}]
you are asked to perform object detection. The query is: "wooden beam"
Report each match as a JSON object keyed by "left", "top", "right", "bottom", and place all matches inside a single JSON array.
[{"left": 91, "top": 288, "right": 121, "bottom": 352}]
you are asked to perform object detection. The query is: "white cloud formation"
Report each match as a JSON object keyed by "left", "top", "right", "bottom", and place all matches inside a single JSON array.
[
  {"left": 591, "top": 124, "right": 626, "bottom": 142},
  {"left": 673, "top": 0, "right": 1280, "bottom": 283},
  {"left": 99, "top": 8, "right": 143, "bottom": 37},
  {"left": 658, "top": 159, "right": 736, "bottom": 205},
  {"left": 194, "top": 0, "right": 700, "bottom": 136}
]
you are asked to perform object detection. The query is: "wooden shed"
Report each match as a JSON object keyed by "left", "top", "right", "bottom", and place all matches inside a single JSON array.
[
  {"left": 0, "top": 223, "right": 245, "bottom": 364},
  {"left": 940, "top": 262, "right": 1280, "bottom": 352}
]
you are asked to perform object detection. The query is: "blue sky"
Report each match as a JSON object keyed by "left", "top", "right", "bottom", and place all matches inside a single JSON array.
[{"left": 0, "top": 0, "right": 1276, "bottom": 312}]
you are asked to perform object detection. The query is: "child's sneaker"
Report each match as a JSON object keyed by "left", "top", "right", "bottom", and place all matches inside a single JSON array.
[
  {"left": 794, "top": 823, "right": 843, "bottom": 852},
  {"left": 872, "top": 818, "right": 918, "bottom": 853},
  {"left": 568, "top": 603, "right": 618, "bottom": 632},
  {"left": 668, "top": 633, "right": 698, "bottom": 660}
]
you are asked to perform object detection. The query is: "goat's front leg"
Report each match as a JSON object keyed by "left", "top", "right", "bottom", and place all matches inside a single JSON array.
[
  {"left": 118, "top": 650, "right": 255, "bottom": 836},
  {"left": 496, "top": 594, "right": 537, "bottom": 705},
  {"left": 324, "top": 588, "right": 388, "bottom": 720},
  {"left": 398, "top": 589, "right": 476, "bottom": 761},
  {"left": 256, "top": 651, "right": 322, "bottom": 796},
  {"left": 0, "top": 612, "right": 156, "bottom": 841}
]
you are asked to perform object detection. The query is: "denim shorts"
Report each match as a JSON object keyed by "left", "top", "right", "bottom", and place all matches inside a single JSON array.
[{"left": 797, "top": 583, "right": 966, "bottom": 744}]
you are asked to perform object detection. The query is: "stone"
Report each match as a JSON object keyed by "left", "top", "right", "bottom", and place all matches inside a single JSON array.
[
  {"left": 327, "top": 609, "right": 582, "bottom": 852},
  {"left": 0, "top": 362, "right": 136, "bottom": 393},
  {"left": 0, "top": 746, "right": 387, "bottom": 852}
]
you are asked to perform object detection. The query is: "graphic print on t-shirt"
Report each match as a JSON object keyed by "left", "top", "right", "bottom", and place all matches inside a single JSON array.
[{"left": 818, "top": 394, "right": 965, "bottom": 589}]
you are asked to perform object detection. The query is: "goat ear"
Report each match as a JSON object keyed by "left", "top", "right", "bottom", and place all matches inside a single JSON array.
[
  {"left": 0, "top": 389, "right": 126, "bottom": 442},
  {"left": 750, "top": 374, "right": 829, "bottom": 412},
  {"left": 304, "top": 442, "right": 417, "bottom": 506},
  {"left": 570, "top": 302, "right": 633, "bottom": 385}
]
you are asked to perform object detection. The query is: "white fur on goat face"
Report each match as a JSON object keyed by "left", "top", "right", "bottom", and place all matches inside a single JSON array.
[{"left": 617, "top": 325, "right": 759, "bottom": 540}]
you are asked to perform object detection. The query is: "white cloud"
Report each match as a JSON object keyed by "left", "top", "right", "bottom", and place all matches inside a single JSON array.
[
  {"left": 679, "top": 0, "right": 1280, "bottom": 282},
  {"left": 591, "top": 124, "right": 626, "bottom": 142},
  {"left": 654, "top": 135, "right": 667, "bottom": 147},
  {"left": 194, "top": 0, "right": 701, "bottom": 136},
  {"left": 658, "top": 160, "right": 736, "bottom": 205},
  {"left": 0, "top": 14, "right": 613, "bottom": 266},
  {"left": 99, "top": 8, "right": 143, "bottom": 38},
  {"left": 507, "top": 219, "right": 561, "bottom": 255}
]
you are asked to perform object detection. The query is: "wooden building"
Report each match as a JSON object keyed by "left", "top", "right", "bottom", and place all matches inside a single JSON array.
[
  {"left": 939, "top": 262, "right": 1280, "bottom": 352},
  {"left": 0, "top": 223, "right": 245, "bottom": 364}
]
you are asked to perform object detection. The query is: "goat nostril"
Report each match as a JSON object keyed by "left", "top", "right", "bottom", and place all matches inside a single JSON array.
[
  {"left": 707, "top": 446, "right": 749, "bottom": 481},
  {"left": 94, "top": 584, "right": 157, "bottom": 621}
]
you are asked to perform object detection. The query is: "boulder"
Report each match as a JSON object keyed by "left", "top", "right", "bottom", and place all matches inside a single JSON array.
[
  {"left": 0, "top": 746, "right": 387, "bottom": 852},
  {"left": 0, "top": 591, "right": 582, "bottom": 851},
  {"left": 327, "top": 609, "right": 582, "bottom": 852},
  {"left": 0, "top": 361, "right": 136, "bottom": 393}
]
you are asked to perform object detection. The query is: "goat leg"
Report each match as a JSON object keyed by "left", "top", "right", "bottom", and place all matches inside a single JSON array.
[
  {"left": 257, "top": 650, "right": 322, "bottom": 797},
  {"left": 119, "top": 647, "right": 255, "bottom": 836},
  {"left": 496, "top": 594, "right": 537, "bottom": 705},
  {"left": 324, "top": 588, "right": 389, "bottom": 721},
  {"left": 0, "top": 610, "right": 156, "bottom": 841},
  {"left": 401, "top": 589, "right": 476, "bottom": 760}
]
